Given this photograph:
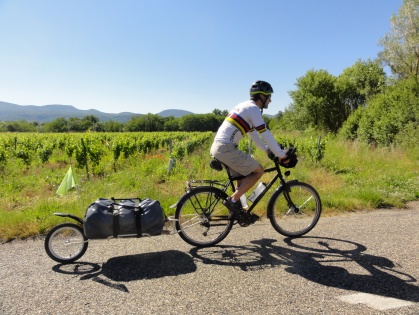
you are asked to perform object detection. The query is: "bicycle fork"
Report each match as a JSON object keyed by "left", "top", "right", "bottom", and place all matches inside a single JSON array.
[{"left": 282, "top": 183, "right": 301, "bottom": 215}]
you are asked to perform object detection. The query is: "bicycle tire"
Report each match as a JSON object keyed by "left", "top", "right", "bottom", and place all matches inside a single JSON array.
[
  {"left": 175, "top": 186, "right": 233, "bottom": 247},
  {"left": 45, "top": 223, "right": 88, "bottom": 264},
  {"left": 268, "top": 181, "right": 322, "bottom": 237}
]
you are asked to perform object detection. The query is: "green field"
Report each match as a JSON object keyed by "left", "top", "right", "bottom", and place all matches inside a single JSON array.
[{"left": 1, "top": 131, "right": 418, "bottom": 242}]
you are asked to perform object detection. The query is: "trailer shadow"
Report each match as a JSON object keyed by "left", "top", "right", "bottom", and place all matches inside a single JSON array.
[{"left": 52, "top": 249, "right": 197, "bottom": 293}]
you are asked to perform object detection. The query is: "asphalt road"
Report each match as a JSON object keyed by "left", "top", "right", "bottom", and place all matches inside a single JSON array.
[{"left": 1, "top": 203, "right": 418, "bottom": 315}]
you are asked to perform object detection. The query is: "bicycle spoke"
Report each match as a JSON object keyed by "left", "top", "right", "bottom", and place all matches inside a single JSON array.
[
  {"left": 175, "top": 187, "right": 232, "bottom": 247},
  {"left": 269, "top": 182, "right": 321, "bottom": 237},
  {"left": 45, "top": 223, "right": 88, "bottom": 264}
]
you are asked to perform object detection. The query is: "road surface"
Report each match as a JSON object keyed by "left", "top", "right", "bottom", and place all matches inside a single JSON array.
[{"left": 1, "top": 203, "right": 418, "bottom": 314}]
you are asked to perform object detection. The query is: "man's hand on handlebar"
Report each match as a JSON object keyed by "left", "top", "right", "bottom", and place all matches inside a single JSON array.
[{"left": 266, "top": 148, "right": 290, "bottom": 162}]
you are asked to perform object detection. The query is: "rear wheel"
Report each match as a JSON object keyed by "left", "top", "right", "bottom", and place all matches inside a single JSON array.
[
  {"left": 268, "top": 181, "right": 321, "bottom": 237},
  {"left": 175, "top": 186, "right": 233, "bottom": 247},
  {"left": 45, "top": 223, "right": 88, "bottom": 264}
]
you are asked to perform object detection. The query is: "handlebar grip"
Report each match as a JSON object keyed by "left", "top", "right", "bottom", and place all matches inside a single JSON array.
[{"left": 269, "top": 147, "right": 296, "bottom": 163}]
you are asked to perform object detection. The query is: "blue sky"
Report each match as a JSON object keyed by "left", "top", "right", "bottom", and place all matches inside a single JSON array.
[{"left": 0, "top": 0, "right": 403, "bottom": 116}]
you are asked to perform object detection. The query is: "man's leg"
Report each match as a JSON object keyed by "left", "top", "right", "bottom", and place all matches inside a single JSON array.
[{"left": 231, "top": 164, "right": 264, "bottom": 202}]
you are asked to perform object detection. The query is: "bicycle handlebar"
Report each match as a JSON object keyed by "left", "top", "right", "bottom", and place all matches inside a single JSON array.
[{"left": 268, "top": 147, "right": 296, "bottom": 162}]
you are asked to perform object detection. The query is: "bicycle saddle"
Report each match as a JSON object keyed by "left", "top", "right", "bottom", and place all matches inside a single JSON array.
[{"left": 210, "top": 159, "right": 223, "bottom": 171}]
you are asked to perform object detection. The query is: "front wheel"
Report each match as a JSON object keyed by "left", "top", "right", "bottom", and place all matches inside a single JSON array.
[
  {"left": 45, "top": 223, "right": 88, "bottom": 264},
  {"left": 175, "top": 186, "right": 233, "bottom": 247},
  {"left": 268, "top": 181, "right": 321, "bottom": 237}
]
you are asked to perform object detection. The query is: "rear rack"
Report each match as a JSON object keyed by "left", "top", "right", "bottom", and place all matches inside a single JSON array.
[{"left": 186, "top": 179, "right": 228, "bottom": 191}]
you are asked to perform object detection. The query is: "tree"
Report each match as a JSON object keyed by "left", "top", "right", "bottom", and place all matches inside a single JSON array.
[
  {"left": 3, "top": 120, "right": 37, "bottom": 132},
  {"left": 336, "top": 59, "right": 387, "bottom": 111},
  {"left": 44, "top": 118, "right": 69, "bottom": 132},
  {"left": 339, "top": 77, "right": 419, "bottom": 145},
  {"left": 67, "top": 117, "right": 85, "bottom": 132},
  {"left": 125, "top": 114, "right": 164, "bottom": 131},
  {"left": 379, "top": 0, "right": 419, "bottom": 81},
  {"left": 81, "top": 115, "right": 99, "bottom": 131},
  {"left": 163, "top": 116, "right": 180, "bottom": 131},
  {"left": 287, "top": 69, "right": 345, "bottom": 132},
  {"left": 102, "top": 120, "right": 124, "bottom": 132},
  {"left": 212, "top": 109, "right": 228, "bottom": 116},
  {"left": 179, "top": 114, "right": 223, "bottom": 131}
]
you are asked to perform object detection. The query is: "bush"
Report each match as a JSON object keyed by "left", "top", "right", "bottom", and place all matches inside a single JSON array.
[{"left": 339, "top": 77, "right": 419, "bottom": 147}]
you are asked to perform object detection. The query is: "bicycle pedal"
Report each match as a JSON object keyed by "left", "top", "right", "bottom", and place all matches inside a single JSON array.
[{"left": 236, "top": 212, "right": 259, "bottom": 227}]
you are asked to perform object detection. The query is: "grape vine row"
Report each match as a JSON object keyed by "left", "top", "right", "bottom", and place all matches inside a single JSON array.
[{"left": 0, "top": 132, "right": 213, "bottom": 170}]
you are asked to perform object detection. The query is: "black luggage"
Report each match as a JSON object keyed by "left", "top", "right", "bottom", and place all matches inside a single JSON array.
[{"left": 84, "top": 198, "right": 165, "bottom": 239}]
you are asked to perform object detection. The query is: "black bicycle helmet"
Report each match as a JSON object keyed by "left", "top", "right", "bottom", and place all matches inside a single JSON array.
[
  {"left": 250, "top": 80, "right": 274, "bottom": 95},
  {"left": 250, "top": 80, "right": 273, "bottom": 109}
]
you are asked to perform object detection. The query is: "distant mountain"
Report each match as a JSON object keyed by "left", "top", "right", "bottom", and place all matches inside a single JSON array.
[
  {"left": 0, "top": 102, "right": 193, "bottom": 123},
  {"left": 158, "top": 109, "right": 193, "bottom": 118}
]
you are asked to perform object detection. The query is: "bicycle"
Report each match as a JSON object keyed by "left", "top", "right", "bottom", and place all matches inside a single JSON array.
[{"left": 174, "top": 148, "right": 322, "bottom": 247}]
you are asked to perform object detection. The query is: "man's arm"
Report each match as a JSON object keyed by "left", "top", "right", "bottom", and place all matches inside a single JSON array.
[
  {"left": 259, "top": 129, "right": 287, "bottom": 158},
  {"left": 248, "top": 130, "right": 268, "bottom": 151}
]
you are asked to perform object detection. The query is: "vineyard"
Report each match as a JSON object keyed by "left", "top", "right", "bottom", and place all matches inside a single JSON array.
[
  {"left": 0, "top": 130, "right": 331, "bottom": 241},
  {"left": 0, "top": 131, "right": 213, "bottom": 175},
  {"left": 0, "top": 131, "right": 326, "bottom": 176}
]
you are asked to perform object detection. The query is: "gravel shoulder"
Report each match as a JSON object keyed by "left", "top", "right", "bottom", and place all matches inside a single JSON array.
[{"left": 1, "top": 203, "right": 418, "bottom": 315}]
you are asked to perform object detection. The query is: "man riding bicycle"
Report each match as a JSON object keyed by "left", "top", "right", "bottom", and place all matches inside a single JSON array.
[{"left": 210, "top": 80, "right": 289, "bottom": 222}]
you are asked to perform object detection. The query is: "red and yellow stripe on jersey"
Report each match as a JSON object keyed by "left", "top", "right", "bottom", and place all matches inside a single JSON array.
[
  {"left": 226, "top": 113, "right": 251, "bottom": 134},
  {"left": 255, "top": 124, "right": 267, "bottom": 133},
  {"left": 226, "top": 112, "right": 266, "bottom": 135}
]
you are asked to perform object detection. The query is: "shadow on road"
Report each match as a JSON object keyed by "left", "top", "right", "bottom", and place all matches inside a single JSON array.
[
  {"left": 189, "top": 236, "right": 419, "bottom": 303},
  {"left": 52, "top": 249, "right": 196, "bottom": 293},
  {"left": 50, "top": 237, "right": 418, "bottom": 302}
]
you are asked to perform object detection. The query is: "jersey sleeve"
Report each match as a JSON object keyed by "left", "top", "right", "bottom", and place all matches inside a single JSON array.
[
  {"left": 247, "top": 106, "right": 287, "bottom": 158},
  {"left": 259, "top": 129, "right": 287, "bottom": 158},
  {"left": 248, "top": 130, "right": 268, "bottom": 151}
]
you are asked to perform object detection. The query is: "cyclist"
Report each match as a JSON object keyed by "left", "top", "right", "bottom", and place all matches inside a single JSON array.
[{"left": 210, "top": 80, "right": 289, "bottom": 221}]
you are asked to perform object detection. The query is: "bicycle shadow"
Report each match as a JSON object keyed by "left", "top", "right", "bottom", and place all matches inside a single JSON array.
[
  {"left": 189, "top": 237, "right": 419, "bottom": 303},
  {"left": 52, "top": 249, "right": 197, "bottom": 293}
]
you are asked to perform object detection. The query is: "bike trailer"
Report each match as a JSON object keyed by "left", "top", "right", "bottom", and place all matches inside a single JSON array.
[{"left": 84, "top": 198, "right": 165, "bottom": 239}]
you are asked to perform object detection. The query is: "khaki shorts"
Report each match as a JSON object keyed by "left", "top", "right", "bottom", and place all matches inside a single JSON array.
[{"left": 210, "top": 142, "right": 260, "bottom": 176}]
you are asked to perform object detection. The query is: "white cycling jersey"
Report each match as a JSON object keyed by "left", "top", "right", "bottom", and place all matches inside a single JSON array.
[{"left": 213, "top": 100, "right": 287, "bottom": 159}]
